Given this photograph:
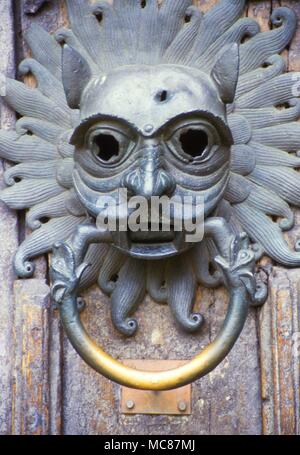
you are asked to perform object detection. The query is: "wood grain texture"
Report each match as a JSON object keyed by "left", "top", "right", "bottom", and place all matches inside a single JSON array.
[
  {"left": 12, "top": 280, "right": 50, "bottom": 435},
  {"left": 281, "top": 1, "right": 300, "bottom": 71},
  {"left": 247, "top": 1, "right": 272, "bottom": 31},
  {"left": 194, "top": 0, "right": 218, "bottom": 13},
  {"left": 259, "top": 268, "right": 300, "bottom": 435}
]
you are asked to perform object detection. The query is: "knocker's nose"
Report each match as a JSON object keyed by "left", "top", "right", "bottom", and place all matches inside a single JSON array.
[{"left": 123, "top": 146, "right": 175, "bottom": 198}]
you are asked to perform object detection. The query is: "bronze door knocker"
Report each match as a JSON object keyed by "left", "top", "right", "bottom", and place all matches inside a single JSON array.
[{"left": 1, "top": 0, "right": 300, "bottom": 390}]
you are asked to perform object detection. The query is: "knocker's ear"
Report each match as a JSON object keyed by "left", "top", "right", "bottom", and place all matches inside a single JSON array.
[
  {"left": 211, "top": 43, "right": 240, "bottom": 104},
  {"left": 62, "top": 44, "right": 92, "bottom": 109}
]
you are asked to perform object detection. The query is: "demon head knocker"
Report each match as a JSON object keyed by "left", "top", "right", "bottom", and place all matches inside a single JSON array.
[{"left": 1, "top": 0, "right": 299, "bottom": 389}]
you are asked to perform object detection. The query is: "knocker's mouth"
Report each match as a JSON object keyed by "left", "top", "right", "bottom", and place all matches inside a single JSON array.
[
  {"left": 113, "top": 229, "right": 192, "bottom": 260},
  {"left": 73, "top": 169, "right": 206, "bottom": 259},
  {"left": 94, "top": 198, "right": 205, "bottom": 259},
  {"left": 130, "top": 229, "right": 175, "bottom": 244}
]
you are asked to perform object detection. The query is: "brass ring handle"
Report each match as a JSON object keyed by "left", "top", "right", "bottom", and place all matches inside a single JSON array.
[
  {"left": 58, "top": 285, "right": 248, "bottom": 391},
  {"left": 51, "top": 219, "right": 265, "bottom": 391}
]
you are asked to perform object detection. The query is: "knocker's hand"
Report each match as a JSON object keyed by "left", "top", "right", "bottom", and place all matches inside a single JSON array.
[
  {"left": 214, "top": 233, "right": 267, "bottom": 306},
  {"left": 51, "top": 242, "right": 89, "bottom": 304}
]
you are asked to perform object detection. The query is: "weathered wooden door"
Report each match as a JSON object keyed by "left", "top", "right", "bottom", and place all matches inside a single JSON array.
[{"left": 0, "top": 0, "right": 299, "bottom": 435}]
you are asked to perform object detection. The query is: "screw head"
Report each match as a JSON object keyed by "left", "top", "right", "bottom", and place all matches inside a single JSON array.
[
  {"left": 126, "top": 399, "right": 135, "bottom": 410},
  {"left": 178, "top": 400, "right": 187, "bottom": 412}
]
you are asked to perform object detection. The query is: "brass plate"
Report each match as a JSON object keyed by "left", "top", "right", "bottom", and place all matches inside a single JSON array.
[{"left": 121, "top": 360, "right": 191, "bottom": 415}]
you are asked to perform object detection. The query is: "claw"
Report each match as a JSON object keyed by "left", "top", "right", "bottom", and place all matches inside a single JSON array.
[
  {"left": 214, "top": 233, "right": 261, "bottom": 302},
  {"left": 51, "top": 241, "right": 91, "bottom": 304}
]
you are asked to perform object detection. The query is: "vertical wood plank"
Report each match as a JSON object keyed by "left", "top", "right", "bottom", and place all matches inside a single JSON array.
[
  {"left": 12, "top": 280, "right": 51, "bottom": 435},
  {"left": 281, "top": 1, "right": 300, "bottom": 71},
  {"left": 259, "top": 269, "right": 300, "bottom": 435},
  {"left": 0, "top": 0, "right": 18, "bottom": 436}
]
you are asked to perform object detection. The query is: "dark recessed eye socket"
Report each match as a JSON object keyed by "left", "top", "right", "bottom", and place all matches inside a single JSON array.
[
  {"left": 167, "top": 122, "right": 219, "bottom": 164},
  {"left": 92, "top": 133, "right": 120, "bottom": 162},
  {"left": 179, "top": 129, "right": 209, "bottom": 159}
]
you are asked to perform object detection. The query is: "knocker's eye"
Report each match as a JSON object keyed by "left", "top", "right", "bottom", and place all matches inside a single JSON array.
[
  {"left": 167, "top": 122, "right": 219, "bottom": 164},
  {"left": 87, "top": 128, "right": 131, "bottom": 165},
  {"left": 93, "top": 133, "right": 120, "bottom": 162},
  {"left": 179, "top": 129, "right": 209, "bottom": 159}
]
